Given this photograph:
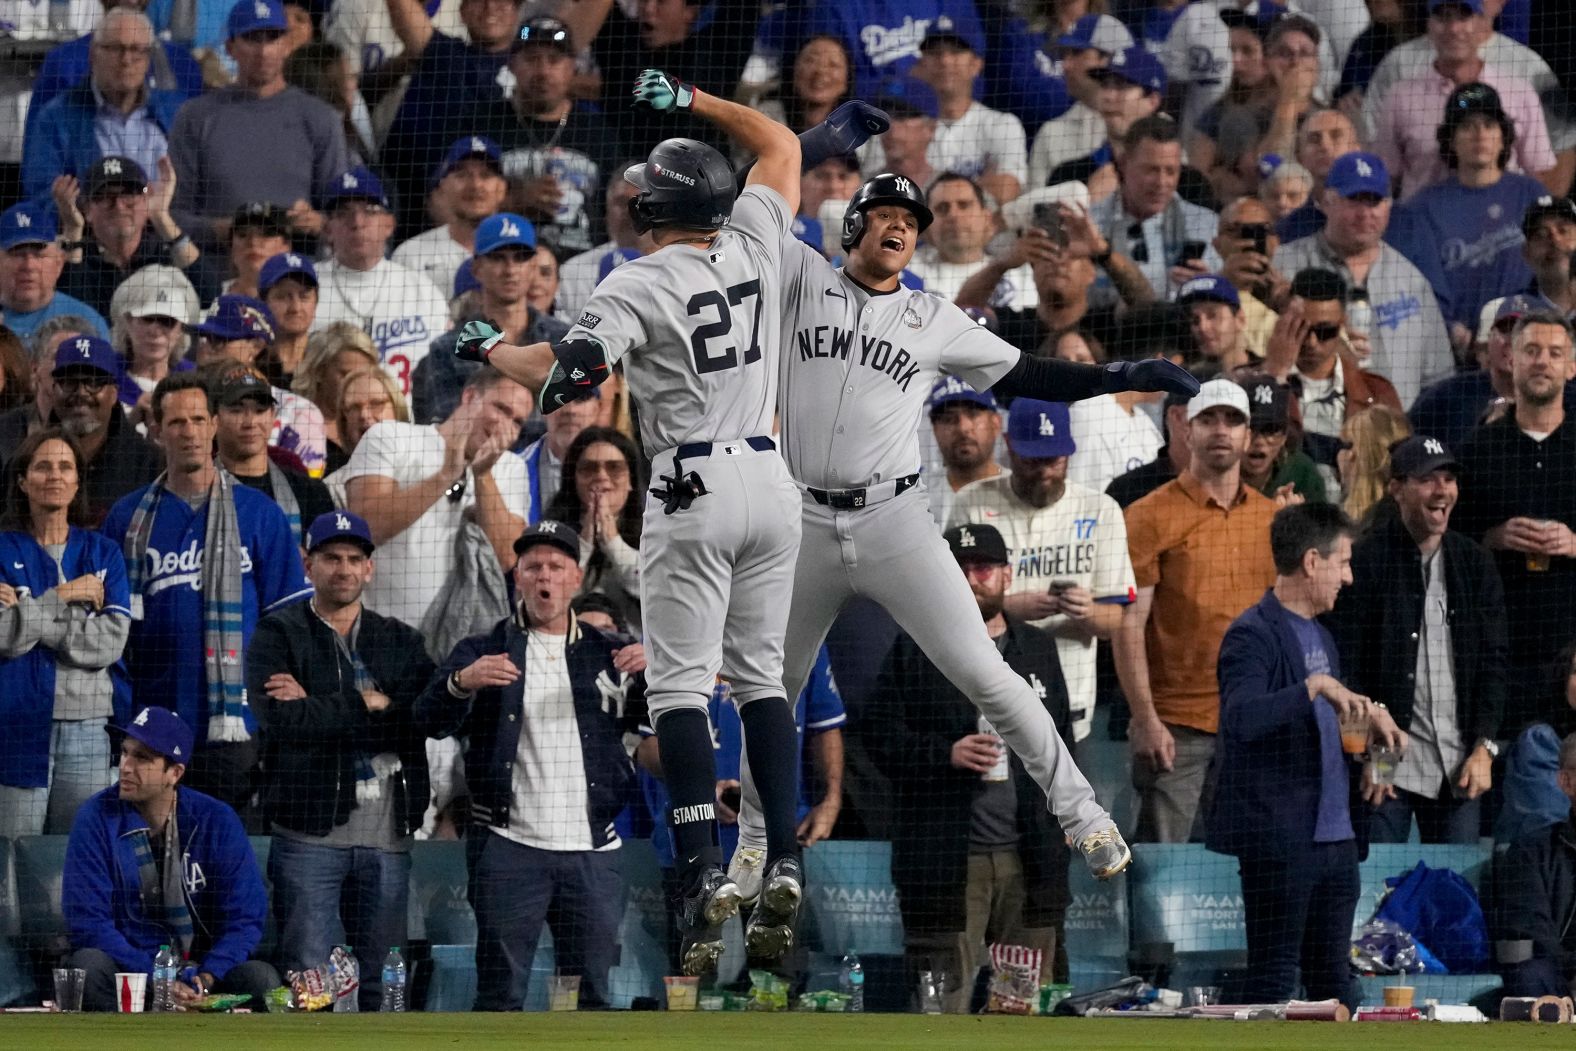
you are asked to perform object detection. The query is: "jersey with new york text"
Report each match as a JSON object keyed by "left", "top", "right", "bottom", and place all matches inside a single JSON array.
[
  {"left": 778, "top": 239, "right": 1022, "bottom": 491},
  {"left": 556, "top": 186, "right": 792, "bottom": 455}
]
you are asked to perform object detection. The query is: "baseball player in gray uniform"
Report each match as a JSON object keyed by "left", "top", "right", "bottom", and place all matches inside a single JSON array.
[
  {"left": 456, "top": 72, "right": 889, "bottom": 974},
  {"left": 726, "top": 175, "right": 1201, "bottom": 893}
]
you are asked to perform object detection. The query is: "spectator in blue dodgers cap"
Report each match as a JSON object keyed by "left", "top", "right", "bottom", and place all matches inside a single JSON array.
[
  {"left": 1274, "top": 151, "right": 1454, "bottom": 408},
  {"left": 44, "top": 334, "right": 164, "bottom": 523},
  {"left": 246, "top": 508, "right": 436, "bottom": 1009},
  {"left": 923, "top": 374, "right": 1004, "bottom": 528},
  {"left": 1027, "top": 14, "right": 1134, "bottom": 190},
  {"left": 258, "top": 251, "right": 320, "bottom": 388},
  {"left": 391, "top": 135, "right": 507, "bottom": 300},
  {"left": 412, "top": 212, "right": 570, "bottom": 425},
  {"left": 950, "top": 397, "right": 1137, "bottom": 747},
  {"left": 414, "top": 516, "right": 645, "bottom": 1011},
  {"left": 910, "top": 24, "right": 1028, "bottom": 205},
  {"left": 167, "top": 0, "right": 350, "bottom": 254},
  {"left": 862, "top": 78, "right": 942, "bottom": 187},
  {"left": 312, "top": 166, "right": 451, "bottom": 405},
  {"left": 60, "top": 704, "right": 281, "bottom": 1011},
  {"left": 0, "top": 204, "right": 111, "bottom": 344}
]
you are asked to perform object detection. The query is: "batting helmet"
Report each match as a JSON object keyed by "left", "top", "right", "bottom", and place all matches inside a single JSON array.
[
  {"left": 841, "top": 172, "right": 935, "bottom": 251},
  {"left": 625, "top": 138, "right": 737, "bottom": 235}
]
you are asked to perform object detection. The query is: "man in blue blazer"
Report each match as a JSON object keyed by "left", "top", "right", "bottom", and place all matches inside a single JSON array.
[{"left": 1208, "top": 502, "right": 1406, "bottom": 1008}]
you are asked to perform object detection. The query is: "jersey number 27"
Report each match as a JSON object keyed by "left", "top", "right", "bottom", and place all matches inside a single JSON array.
[{"left": 687, "top": 280, "right": 762, "bottom": 375}]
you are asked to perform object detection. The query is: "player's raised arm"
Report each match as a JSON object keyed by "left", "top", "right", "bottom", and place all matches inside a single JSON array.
[{"left": 632, "top": 69, "right": 802, "bottom": 216}]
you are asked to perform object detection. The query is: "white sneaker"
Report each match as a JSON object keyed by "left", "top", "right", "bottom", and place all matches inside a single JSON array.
[{"left": 728, "top": 846, "right": 766, "bottom": 906}]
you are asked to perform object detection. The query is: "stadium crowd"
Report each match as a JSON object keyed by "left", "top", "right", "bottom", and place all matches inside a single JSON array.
[{"left": 3, "top": 0, "right": 1576, "bottom": 1015}]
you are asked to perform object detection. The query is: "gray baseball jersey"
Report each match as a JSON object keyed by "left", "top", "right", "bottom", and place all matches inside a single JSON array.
[
  {"left": 559, "top": 186, "right": 789, "bottom": 455},
  {"left": 558, "top": 185, "right": 802, "bottom": 717},
  {"left": 777, "top": 241, "right": 1021, "bottom": 489}
]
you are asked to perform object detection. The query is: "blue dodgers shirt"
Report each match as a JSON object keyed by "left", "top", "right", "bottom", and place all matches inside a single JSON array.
[
  {"left": 100, "top": 482, "right": 313, "bottom": 741},
  {"left": 1398, "top": 173, "right": 1544, "bottom": 330},
  {"left": 1285, "top": 610, "right": 1355, "bottom": 844},
  {"left": 805, "top": 0, "right": 986, "bottom": 98}
]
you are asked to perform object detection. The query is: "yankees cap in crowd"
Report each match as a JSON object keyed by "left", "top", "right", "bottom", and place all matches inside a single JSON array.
[
  {"left": 1389, "top": 435, "right": 1461, "bottom": 479},
  {"left": 514, "top": 520, "right": 581, "bottom": 561},
  {"left": 1187, "top": 377, "right": 1252, "bottom": 421},
  {"left": 1238, "top": 373, "right": 1290, "bottom": 430},
  {"left": 84, "top": 155, "right": 148, "bottom": 198},
  {"left": 214, "top": 372, "right": 277, "bottom": 409},
  {"left": 52, "top": 336, "right": 120, "bottom": 378},
  {"left": 944, "top": 523, "right": 1010, "bottom": 565},
  {"left": 111, "top": 706, "right": 195, "bottom": 765},
  {"left": 1007, "top": 398, "right": 1076, "bottom": 458},
  {"left": 231, "top": 201, "right": 290, "bottom": 237},
  {"left": 1176, "top": 274, "right": 1241, "bottom": 310},
  {"left": 307, "top": 510, "right": 376, "bottom": 555},
  {"left": 926, "top": 374, "right": 996, "bottom": 417}
]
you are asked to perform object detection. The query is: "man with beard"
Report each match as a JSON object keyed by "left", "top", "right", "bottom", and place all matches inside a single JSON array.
[
  {"left": 1455, "top": 312, "right": 1576, "bottom": 730},
  {"left": 950, "top": 398, "right": 1135, "bottom": 747},
  {"left": 924, "top": 376, "right": 1005, "bottom": 528},
  {"left": 44, "top": 335, "right": 161, "bottom": 524},
  {"left": 909, "top": 174, "right": 1036, "bottom": 310},
  {"left": 1117, "top": 378, "right": 1279, "bottom": 842},
  {"left": 393, "top": 136, "right": 507, "bottom": 298}
]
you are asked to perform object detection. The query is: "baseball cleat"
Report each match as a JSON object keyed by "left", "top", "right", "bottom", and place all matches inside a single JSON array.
[
  {"left": 728, "top": 846, "right": 766, "bottom": 907},
  {"left": 678, "top": 866, "right": 741, "bottom": 976},
  {"left": 744, "top": 854, "right": 803, "bottom": 960},
  {"left": 1078, "top": 826, "right": 1132, "bottom": 880}
]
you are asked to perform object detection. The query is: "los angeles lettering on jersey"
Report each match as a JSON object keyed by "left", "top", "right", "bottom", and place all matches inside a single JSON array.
[
  {"left": 794, "top": 325, "right": 923, "bottom": 391},
  {"left": 1014, "top": 542, "right": 1095, "bottom": 579}
]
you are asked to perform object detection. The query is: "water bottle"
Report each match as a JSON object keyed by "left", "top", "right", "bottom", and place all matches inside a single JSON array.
[
  {"left": 379, "top": 947, "right": 407, "bottom": 1012},
  {"left": 977, "top": 714, "right": 1009, "bottom": 782},
  {"left": 840, "top": 951, "right": 864, "bottom": 1013},
  {"left": 1345, "top": 290, "right": 1373, "bottom": 346},
  {"left": 151, "top": 944, "right": 178, "bottom": 1012}
]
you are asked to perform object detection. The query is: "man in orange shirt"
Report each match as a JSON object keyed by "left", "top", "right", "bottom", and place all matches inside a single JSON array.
[{"left": 1115, "top": 378, "right": 1279, "bottom": 842}]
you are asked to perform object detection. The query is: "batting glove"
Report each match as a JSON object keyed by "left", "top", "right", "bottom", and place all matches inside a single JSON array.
[
  {"left": 633, "top": 69, "right": 695, "bottom": 113},
  {"left": 1102, "top": 358, "right": 1201, "bottom": 398},
  {"left": 454, "top": 319, "right": 504, "bottom": 363}
]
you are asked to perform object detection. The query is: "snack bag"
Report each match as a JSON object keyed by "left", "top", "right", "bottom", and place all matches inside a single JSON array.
[
  {"left": 986, "top": 943, "right": 1043, "bottom": 1015},
  {"left": 286, "top": 967, "right": 333, "bottom": 1011}
]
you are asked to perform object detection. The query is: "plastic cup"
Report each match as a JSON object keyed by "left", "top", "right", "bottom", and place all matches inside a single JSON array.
[
  {"left": 1188, "top": 985, "right": 1221, "bottom": 1007},
  {"left": 52, "top": 967, "right": 85, "bottom": 1012},
  {"left": 663, "top": 975, "right": 699, "bottom": 1011},
  {"left": 1338, "top": 708, "right": 1370, "bottom": 755},
  {"left": 1383, "top": 985, "right": 1414, "bottom": 1008},
  {"left": 548, "top": 973, "right": 580, "bottom": 1012},
  {"left": 115, "top": 972, "right": 146, "bottom": 1012},
  {"left": 1368, "top": 744, "right": 1400, "bottom": 786},
  {"left": 1527, "top": 522, "right": 1553, "bottom": 572},
  {"left": 917, "top": 970, "right": 943, "bottom": 1014}
]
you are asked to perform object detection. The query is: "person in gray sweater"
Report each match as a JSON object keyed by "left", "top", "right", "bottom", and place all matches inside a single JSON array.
[{"left": 168, "top": 0, "right": 348, "bottom": 252}]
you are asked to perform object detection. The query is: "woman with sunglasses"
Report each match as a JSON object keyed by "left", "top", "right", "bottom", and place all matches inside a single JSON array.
[
  {"left": 0, "top": 427, "right": 132, "bottom": 838},
  {"left": 544, "top": 426, "right": 643, "bottom": 633}
]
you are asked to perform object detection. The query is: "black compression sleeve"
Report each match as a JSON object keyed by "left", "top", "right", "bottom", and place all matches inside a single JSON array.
[{"left": 990, "top": 352, "right": 1106, "bottom": 403}]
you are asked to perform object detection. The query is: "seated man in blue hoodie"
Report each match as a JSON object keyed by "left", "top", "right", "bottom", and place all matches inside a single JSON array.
[{"left": 60, "top": 707, "right": 276, "bottom": 1011}]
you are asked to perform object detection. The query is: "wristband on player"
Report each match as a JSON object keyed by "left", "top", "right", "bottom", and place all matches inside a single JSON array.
[{"left": 454, "top": 319, "right": 504, "bottom": 363}]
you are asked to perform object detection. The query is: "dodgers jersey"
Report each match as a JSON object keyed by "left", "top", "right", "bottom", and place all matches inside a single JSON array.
[
  {"left": 556, "top": 186, "right": 793, "bottom": 454},
  {"left": 778, "top": 240, "right": 1022, "bottom": 490}
]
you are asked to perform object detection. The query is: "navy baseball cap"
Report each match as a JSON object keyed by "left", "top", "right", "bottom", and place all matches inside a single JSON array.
[
  {"left": 231, "top": 201, "right": 290, "bottom": 237},
  {"left": 1496, "top": 292, "right": 1559, "bottom": 323},
  {"left": 190, "top": 294, "right": 276, "bottom": 341},
  {"left": 1389, "top": 434, "right": 1461, "bottom": 479},
  {"left": 325, "top": 166, "right": 391, "bottom": 211},
  {"left": 1092, "top": 45, "right": 1167, "bottom": 95},
  {"left": 1007, "top": 398, "right": 1076, "bottom": 458},
  {"left": 1324, "top": 151, "right": 1390, "bottom": 199},
  {"left": 514, "top": 520, "right": 581, "bottom": 561},
  {"left": 1, "top": 203, "right": 55, "bottom": 250},
  {"left": 112, "top": 706, "right": 195, "bottom": 765},
  {"left": 307, "top": 510, "right": 375, "bottom": 554},
  {"left": 1177, "top": 274, "right": 1241, "bottom": 310},
  {"left": 227, "top": 0, "right": 287, "bottom": 38},
  {"left": 944, "top": 522, "right": 1010, "bottom": 565},
  {"left": 259, "top": 251, "right": 318, "bottom": 294},
  {"left": 1055, "top": 13, "right": 1133, "bottom": 54},
  {"left": 84, "top": 155, "right": 148, "bottom": 197},
  {"left": 874, "top": 77, "right": 940, "bottom": 120},
  {"left": 927, "top": 374, "right": 996, "bottom": 417},
  {"left": 513, "top": 15, "right": 574, "bottom": 54},
  {"left": 214, "top": 372, "right": 276, "bottom": 409},
  {"left": 1522, "top": 194, "right": 1576, "bottom": 236},
  {"left": 52, "top": 335, "right": 120, "bottom": 378},
  {"left": 1428, "top": 0, "right": 1483, "bottom": 13},
  {"left": 919, "top": 14, "right": 981, "bottom": 54},
  {"left": 474, "top": 212, "right": 536, "bottom": 256},
  {"left": 434, "top": 135, "right": 503, "bottom": 186},
  {"left": 1238, "top": 373, "right": 1290, "bottom": 429}
]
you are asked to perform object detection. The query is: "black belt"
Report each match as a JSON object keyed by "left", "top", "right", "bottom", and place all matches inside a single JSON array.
[
  {"left": 674, "top": 435, "right": 776, "bottom": 460},
  {"left": 807, "top": 473, "right": 919, "bottom": 510}
]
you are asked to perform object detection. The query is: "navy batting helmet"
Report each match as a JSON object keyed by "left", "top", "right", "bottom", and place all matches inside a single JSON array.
[
  {"left": 626, "top": 138, "right": 737, "bottom": 235},
  {"left": 841, "top": 172, "right": 934, "bottom": 251}
]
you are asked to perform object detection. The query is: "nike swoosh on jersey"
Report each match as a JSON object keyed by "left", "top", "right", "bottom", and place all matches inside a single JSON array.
[{"left": 824, "top": 288, "right": 846, "bottom": 300}]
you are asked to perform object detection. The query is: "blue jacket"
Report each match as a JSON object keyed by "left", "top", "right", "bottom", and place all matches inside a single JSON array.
[
  {"left": 24, "top": 33, "right": 202, "bottom": 149},
  {"left": 1207, "top": 589, "right": 1367, "bottom": 861},
  {"left": 22, "top": 82, "right": 185, "bottom": 201},
  {"left": 414, "top": 616, "right": 642, "bottom": 849},
  {"left": 62, "top": 785, "right": 266, "bottom": 980},
  {"left": 0, "top": 527, "right": 132, "bottom": 788}
]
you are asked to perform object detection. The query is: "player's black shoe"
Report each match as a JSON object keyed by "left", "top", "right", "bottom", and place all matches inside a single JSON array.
[
  {"left": 678, "top": 866, "right": 742, "bottom": 976},
  {"left": 744, "top": 854, "right": 803, "bottom": 960}
]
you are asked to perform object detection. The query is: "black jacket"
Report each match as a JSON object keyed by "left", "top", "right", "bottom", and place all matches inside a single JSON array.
[
  {"left": 1328, "top": 516, "right": 1507, "bottom": 746},
  {"left": 247, "top": 600, "right": 436, "bottom": 838},
  {"left": 865, "top": 617, "right": 1073, "bottom": 937},
  {"left": 414, "top": 615, "right": 641, "bottom": 848},
  {"left": 1492, "top": 814, "right": 1576, "bottom": 997}
]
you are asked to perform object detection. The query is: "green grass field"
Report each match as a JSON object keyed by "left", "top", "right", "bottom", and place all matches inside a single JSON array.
[{"left": 0, "top": 1013, "right": 1564, "bottom": 1050}]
